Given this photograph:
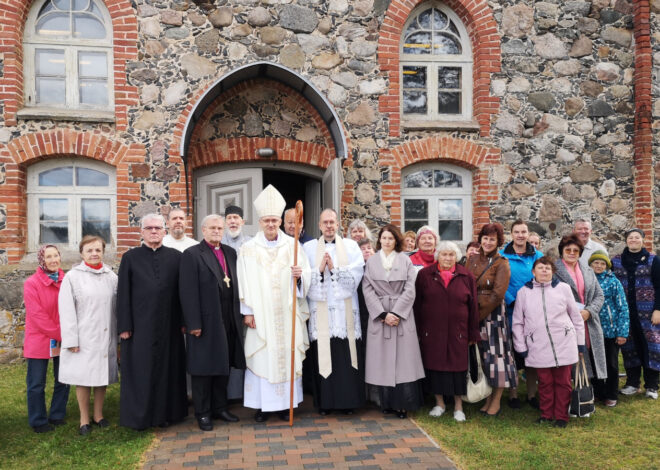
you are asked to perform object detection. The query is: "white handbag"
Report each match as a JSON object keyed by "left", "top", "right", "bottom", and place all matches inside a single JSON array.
[{"left": 462, "top": 344, "right": 492, "bottom": 403}]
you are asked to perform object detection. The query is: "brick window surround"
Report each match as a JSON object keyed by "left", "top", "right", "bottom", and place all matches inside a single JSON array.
[
  {"left": 0, "top": 0, "right": 138, "bottom": 129},
  {"left": 378, "top": 0, "right": 500, "bottom": 137}
]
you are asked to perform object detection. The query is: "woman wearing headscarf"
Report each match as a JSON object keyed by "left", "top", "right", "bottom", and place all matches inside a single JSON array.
[
  {"left": 466, "top": 223, "right": 517, "bottom": 416},
  {"left": 23, "top": 244, "right": 70, "bottom": 433},
  {"left": 59, "top": 235, "right": 118, "bottom": 435},
  {"left": 362, "top": 224, "right": 425, "bottom": 418},
  {"left": 611, "top": 228, "right": 660, "bottom": 399},
  {"left": 409, "top": 226, "right": 439, "bottom": 271}
]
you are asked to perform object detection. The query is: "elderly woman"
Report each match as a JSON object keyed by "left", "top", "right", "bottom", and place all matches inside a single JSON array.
[
  {"left": 466, "top": 224, "right": 517, "bottom": 416},
  {"left": 554, "top": 234, "right": 607, "bottom": 384},
  {"left": 611, "top": 228, "right": 660, "bottom": 399},
  {"left": 59, "top": 235, "right": 118, "bottom": 435},
  {"left": 512, "top": 257, "right": 586, "bottom": 427},
  {"left": 409, "top": 226, "right": 439, "bottom": 271},
  {"left": 347, "top": 219, "right": 373, "bottom": 243},
  {"left": 23, "top": 245, "right": 71, "bottom": 433},
  {"left": 403, "top": 231, "right": 417, "bottom": 253},
  {"left": 414, "top": 241, "right": 479, "bottom": 422},
  {"left": 362, "top": 224, "right": 425, "bottom": 418}
]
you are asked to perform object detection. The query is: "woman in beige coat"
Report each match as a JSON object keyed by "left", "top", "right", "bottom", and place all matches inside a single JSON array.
[
  {"left": 362, "top": 224, "right": 425, "bottom": 418},
  {"left": 59, "top": 235, "right": 118, "bottom": 435}
]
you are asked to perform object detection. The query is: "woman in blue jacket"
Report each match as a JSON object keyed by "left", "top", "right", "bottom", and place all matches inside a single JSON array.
[{"left": 588, "top": 250, "right": 629, "bottom": 406}]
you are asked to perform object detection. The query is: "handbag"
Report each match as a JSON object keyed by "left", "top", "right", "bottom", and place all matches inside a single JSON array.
[
  {"left": 462, "top": 344, "right": 492, "bottom": 403},
  {"left": 569, "top": 356, "right": 595, "bottom": 418}
]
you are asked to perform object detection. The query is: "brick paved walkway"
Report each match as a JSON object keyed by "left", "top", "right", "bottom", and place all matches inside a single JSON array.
[{"left": 141, "top": 399, "right": 457, "bottom": 470}]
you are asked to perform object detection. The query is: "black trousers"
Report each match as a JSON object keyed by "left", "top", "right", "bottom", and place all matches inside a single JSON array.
[
  {"left": 593, "top": 338, "right": 621, "bottom": 400},
  {"left": 191, "top": 375, "right": 229, "bottom": 418}
]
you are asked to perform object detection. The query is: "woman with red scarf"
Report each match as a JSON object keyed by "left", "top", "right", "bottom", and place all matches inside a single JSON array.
[{"left": 409, "top": 226, "right": 439, "bottom": 271}]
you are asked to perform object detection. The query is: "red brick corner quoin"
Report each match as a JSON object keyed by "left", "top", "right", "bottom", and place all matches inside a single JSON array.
[
  {"left": 381, "top": 136, "right": 500, "bottom": 236},
  {"left": 377, "top": 0, "right": 501, "bottom": 137},
  {"left": 0, "top": 130, "right": 145, "bottom": 263},
  {"left": 0, "top": 0, "right": 139, "bottom": 129}
]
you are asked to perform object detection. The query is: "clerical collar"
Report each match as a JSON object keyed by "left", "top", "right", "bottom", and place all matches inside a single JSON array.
[
  {"left": 324, "top": 239, "right": 335, "bottom": 244},
  {"left": 204, "top": 240, "right": 221, "bottom": 250}
]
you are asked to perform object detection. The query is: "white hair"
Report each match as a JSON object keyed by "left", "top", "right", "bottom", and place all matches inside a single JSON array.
[
  {"left": 436, "top": 240, "right": 462, "bottom": 261},
  {"left": 141, "top": 213, "right": 165, "bottom": 229},
  {"left": 347, "top": 219, "right": 373, "bottom": 241},
  {"left": 201, "top": 214, "right": 224, "bottom": 228},
  {"left": 574, "top": 218, "right": 592, "bottom": 228}
]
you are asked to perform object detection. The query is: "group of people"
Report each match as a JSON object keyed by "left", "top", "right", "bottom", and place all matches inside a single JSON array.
[{"left": 23, "top": 184, "right": 659, "bottom": 435}]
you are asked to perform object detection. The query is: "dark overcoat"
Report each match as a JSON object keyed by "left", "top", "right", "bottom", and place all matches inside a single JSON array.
[
  {"left": 413, "top": 263, "right": 480, "bottom": 372},
  {"left": 179, "top": 241, "right": 246, "bottom": 376}
]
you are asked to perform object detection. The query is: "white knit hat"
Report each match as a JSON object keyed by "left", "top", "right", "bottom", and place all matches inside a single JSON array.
[{"left": 254, "top": 184, "right": 286, "bottom": 219}]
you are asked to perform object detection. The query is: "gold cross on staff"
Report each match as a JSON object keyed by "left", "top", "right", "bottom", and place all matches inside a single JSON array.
[{"left": 223, "top": 275, "right": 231, "bottom": 288}]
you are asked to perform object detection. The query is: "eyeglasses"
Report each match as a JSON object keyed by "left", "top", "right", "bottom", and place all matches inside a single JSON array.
[
  {"left": 564, "top": 248, "right": 580, "bottom": 254},
  {"left": 143, "top": 226, "right": 164, "bottom": 231}
]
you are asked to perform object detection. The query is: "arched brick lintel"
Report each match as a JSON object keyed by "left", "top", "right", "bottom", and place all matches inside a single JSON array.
[
  {"left": 0, "top": 0, "right": 139, "bottom": 129},
  {"left": 380, "top": 136, "right": 501, "bottom": 238},
  {"left": 377, "top": 0, "right": 501, "bottom": 137}
]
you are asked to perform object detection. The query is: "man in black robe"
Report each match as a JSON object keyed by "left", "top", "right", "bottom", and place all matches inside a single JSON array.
[
  {"left": 117, "top": 213, "right": 188, "bottom": 430},
  {"left": 179, "top": 214, "right": 246, "bottom": 431}
]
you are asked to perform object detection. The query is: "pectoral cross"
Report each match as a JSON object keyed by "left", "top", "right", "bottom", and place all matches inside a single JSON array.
[{"left": 223, "top": 274, "right": 231, "bottom": 288}]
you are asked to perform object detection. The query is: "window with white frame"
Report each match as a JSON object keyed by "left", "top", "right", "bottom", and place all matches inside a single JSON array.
[
  {"left": 23, "top": 0, "right": 113, "bottom": 112},
  {"left": 401, "top": 164, "right": 472, "bottom": 244},
  {"left": 27, "top": 159, "right": 116, "bottom": 252},
  {"left": 400, "top": 4, "right": 472, "bottom": 121}
]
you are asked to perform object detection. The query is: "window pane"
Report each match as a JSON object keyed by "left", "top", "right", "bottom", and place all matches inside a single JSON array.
[
  {"left": 36, "top": 13, "right": 70, "bottom": 36},
  {"left": 433, "top": 9, "right": 448, "bottom": 29},
  {"left": 405, "top": 220, "right": 427, "bottom": 233},
  {"left": 438, "top": 220, "right": 462, "bottom": 241},
  {"left": 404, "top": 199, "right": 428, "bottom": 219},
  {"left": 53, "top": 0, "right": 70, "bottom": 9},
  {"left": 437, "top": 199, "right": 462, "bottom": 219},
  {"left": 404, "top": 170, "right": 432, "bottom": 188},
  {"left": 78, "top": 51, "right": 107, "bottom": 77},
  {"left": 81, "top": 199, "right": 111, "bottom": 242},
  {"left": 418, "top": 9, "right": 432, "bottom": 29},
  {"left": 434, "top": 170, "right": 462, "bottom": 188},
  {"left": 79, "top": 80, "right": 108, "bottom": 105},
  {"left": 39, "top": 167, "right": 73, "bottom": 186},
  {"left": 76, "top": 167, "right": 109, "bottom": 186},
  {"left": 36, "top": 78, "right": 66, "bottom": 105},
  {"left": 73, "top": 14, "right": 106, "bottom": 38},
  {"left": 403, "top": 91, "right": 427, "bottom": 114},
  {"left": 438, "top": 92, "right": 461, "bottom": 114},
  {"left": 402, "top": 66, "right": 426, "bottom": 89},
  {"left": 433, "top": 33, "right": 461, "bottom": 55},
  {"left": 39, "top": 198, "right": 68, "bottom": 243},
  {"left": 73, "top": 0, "right": 89, "bottom": 10},
  {"left": 403, "top": 32, "right": 431, "bottom": 55},
  {"left": 36, "top": 49, "right": 65, "bottom": 75},
  {"left": 438, "top": 67, "right": 461, "bottom": 89}
]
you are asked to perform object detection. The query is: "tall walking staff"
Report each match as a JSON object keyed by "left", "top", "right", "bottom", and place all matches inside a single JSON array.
[{"left": 289, "top": 200, "right": 304, "bottom": 426}]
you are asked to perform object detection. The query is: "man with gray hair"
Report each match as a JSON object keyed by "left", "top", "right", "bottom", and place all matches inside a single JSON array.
[
  {"left": 117, "top": 213, "right": 188, "bottom": 430},
  {"left": 221, "top": 205, "right": 252, "bottom": 252},
  {"left": 574, "top": 218, "right": 607, "bottom": 263},
  {"left": 163, "top": 208, "right": 198, "bottom": 252}
]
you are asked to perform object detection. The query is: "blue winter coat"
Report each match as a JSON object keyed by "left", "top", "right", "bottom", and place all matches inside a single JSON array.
[
  {"left": 595, "top": 270, "right": 630, "bottom": 339},
  {"left": 499, "top": 242, "right": 544, "bottom": 307}
]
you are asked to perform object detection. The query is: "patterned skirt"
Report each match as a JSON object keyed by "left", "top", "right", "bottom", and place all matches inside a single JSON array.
[{"left": 479, "top": 304, "right": 518, "bottom": 389}]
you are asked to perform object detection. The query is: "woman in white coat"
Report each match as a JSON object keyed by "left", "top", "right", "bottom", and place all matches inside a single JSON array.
[{"left": 59, "top": 235, "right": 118, "bottom": 435}]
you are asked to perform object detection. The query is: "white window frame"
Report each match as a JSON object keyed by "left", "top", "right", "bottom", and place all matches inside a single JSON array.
[
  {"left": 22, "top": 0, "right": 114, "bottom": 117},
  {"left": 400, "top": 3, "right": 473, "bottom": 123},
  {"left": 401, "top": 163, "right": 472, "bottom": 245},
  {"left": 27, "top": 158, "right": 117, "bottom": 252}
]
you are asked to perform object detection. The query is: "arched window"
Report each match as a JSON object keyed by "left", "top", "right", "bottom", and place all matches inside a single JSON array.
[
  {"left": 401, "top": 164, "right": 472, "bottom": 244},
  {"left": 23, "top": 0, "right": 114, "bottom": 116},
  {"left": 400, "top": 4, "right": 472, "bottom": 122},
  {"left": 27, "top": 159, "right": 116, "bottom": 251}
]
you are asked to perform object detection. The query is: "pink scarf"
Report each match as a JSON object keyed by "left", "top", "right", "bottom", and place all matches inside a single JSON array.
[
  {"left": 438, "top": 264, "right": 455, "bottom": 287},
  {"left": 562, "top": 260, "right": 585, "bottom": 303}
]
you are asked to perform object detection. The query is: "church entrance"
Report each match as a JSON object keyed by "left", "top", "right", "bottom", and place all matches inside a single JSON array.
[{"left": 194, "top": 159, "right": 343, "bottom": 239}]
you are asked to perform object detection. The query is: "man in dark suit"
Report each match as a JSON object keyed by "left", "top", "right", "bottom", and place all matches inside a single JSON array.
[{"left": 179, "top": 214, "right": 246, "bottom": 431}]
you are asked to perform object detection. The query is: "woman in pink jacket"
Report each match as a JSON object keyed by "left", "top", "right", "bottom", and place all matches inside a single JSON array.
[
  {"left": 23, "top": 245, "right": 70, "bottom": 433},
  {"left": 512, "top": 257, "right": 585, "bottom": 428}
]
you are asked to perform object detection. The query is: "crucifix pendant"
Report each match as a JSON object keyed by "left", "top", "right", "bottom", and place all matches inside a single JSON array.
[{"left": 223, "top": 275, "right": 231, "bottom": 288}]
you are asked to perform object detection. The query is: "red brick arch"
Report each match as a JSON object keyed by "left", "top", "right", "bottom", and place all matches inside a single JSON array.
[
  {"left": 378, "top": 0, "right": 500, "bottom": 137},
  {"left": 379, "top": 136, "right": 500, "bottom": 236},
  {"left": 0, "top": 129, "right": 145, "bottom": 262},
  {"left": 0, "top": 0, "right": 138, "bottom": 129}
]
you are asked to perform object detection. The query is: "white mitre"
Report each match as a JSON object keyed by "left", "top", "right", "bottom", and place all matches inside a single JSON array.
[{"left": 254, "top": 184, "right": 286, "bottom": 219}]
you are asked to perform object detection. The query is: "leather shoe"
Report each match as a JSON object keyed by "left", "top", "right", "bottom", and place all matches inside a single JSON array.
[
  {"left": 79, "top": 424, "right": 92, "bottom": 436},
  {"left": 278, "top": 410, "right": 290, "bottom": 421},
  {"left": 213, "top": 410, "right": 239, "bottom": 423},
  {"left": 33, "top": 423, "right": 55, "bottom": 433},
  {"left": 254, "top": 410, "right": 269, "bottom": 423},
  {"left": 319, "top": 409, "right": 331, "bottom": 416},
  {"left": 197, "top": 416, "right": 213, "bottom": 431}
]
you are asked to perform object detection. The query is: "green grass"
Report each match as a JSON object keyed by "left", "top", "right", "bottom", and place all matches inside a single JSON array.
[
  {"left": 413, "top": 373, "right": 660, "bottom": 470},
  {"left": 0, "top": 362, "right": 154, "bottom": 470}
]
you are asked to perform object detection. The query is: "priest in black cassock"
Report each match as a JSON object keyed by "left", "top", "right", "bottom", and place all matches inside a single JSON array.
[
  {"left": 179, "top": 214, "right": 245, "bottom": 431},
  {"left": 117, "top": 213, "right": 188, "bottom": 430}
]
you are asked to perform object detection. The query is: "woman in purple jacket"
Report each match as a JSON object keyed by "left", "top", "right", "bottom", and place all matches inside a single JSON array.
[{"left": 512, "top": 257, "right": 586, "bottom": 428}]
